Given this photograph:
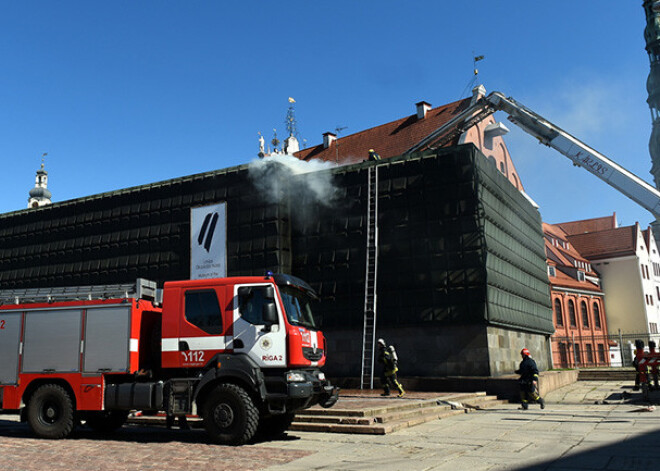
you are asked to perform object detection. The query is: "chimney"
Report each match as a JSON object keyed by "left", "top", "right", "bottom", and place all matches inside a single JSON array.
[
  {"left": 470, "top": 85, "right": 487, "bottom": 105},
  {"left": 416, "top": 101, "right": 432, "bottom": 119},
  {"left": 323, "top": 132, "right": 337, "bottom": 149}
]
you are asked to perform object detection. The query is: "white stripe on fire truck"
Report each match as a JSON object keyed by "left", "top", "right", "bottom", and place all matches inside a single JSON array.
[
  {"left": 130, "top": 339, "right": 139, "bottom": 352},
  {"left": 161, "top": 336, "right": 229, "bottom": 352}
]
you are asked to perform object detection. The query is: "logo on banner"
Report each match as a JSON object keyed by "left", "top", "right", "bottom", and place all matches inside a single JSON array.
[
  {"left": 191, "top": 203, "right": 226, "bottom": 280},
  {"left": 198, "top": 212, "right": 219, "bottom": 252}
]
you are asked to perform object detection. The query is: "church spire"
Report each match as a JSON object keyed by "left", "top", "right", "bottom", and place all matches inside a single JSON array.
[
  {"left": 28, "top": 153, "right": 52, "bottom": 209},
  {"left": 643, "top": 1, "right": 660, "bottom": 187}
]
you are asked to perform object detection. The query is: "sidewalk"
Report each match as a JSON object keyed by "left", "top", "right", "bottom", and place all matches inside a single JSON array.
[{"left": 263, "top": 380, "right": 660, "bottom": 471}]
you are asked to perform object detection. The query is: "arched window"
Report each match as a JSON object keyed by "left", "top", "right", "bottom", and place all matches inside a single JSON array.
[
  {"left": 511, "top": 173, "right": 518, "bottom": 189},
  {"left": 499, "top": 161, "right": 505, "bottom": 174},
  {"left": 568, "top": 300, "right": 577, "bottom": 327},
  {"left": 593, "top": 302, "right": 601, "bottom": 329},
  {"left": 554, "top": 298, "right": 564, "bottom": 326},
  {"left": 581, "top": 301, "right": 589, "bottom": 328}
]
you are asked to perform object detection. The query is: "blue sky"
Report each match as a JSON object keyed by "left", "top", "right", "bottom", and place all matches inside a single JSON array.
[{"left": 0, "top": 1, "right": 653, "bottom": 227}]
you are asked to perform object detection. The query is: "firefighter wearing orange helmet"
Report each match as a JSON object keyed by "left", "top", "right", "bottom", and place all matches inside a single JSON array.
[{"left": 515, "top": 348, "right": 545, "bottom": 410}]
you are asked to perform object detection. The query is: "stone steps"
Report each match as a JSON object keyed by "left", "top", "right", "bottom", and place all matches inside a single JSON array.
[
  {"left": 578, "top": 369, "right": 636, "bottom": 381},
  {"left": 290, "top": 392, "right": 506, "bottom": 435}
]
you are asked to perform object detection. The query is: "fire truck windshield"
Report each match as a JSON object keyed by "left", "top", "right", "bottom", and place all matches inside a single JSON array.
[{"left": 279, "top": 286, "right": 317, "bottom": 330}]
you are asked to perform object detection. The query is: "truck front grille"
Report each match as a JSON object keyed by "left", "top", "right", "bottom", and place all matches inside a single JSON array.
[{"left": 302, "top": 347, "right": 323, "bottom": 362}]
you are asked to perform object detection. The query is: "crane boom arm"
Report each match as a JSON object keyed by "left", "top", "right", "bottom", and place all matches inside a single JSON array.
[{"left": 406, "top": 91, "right": 660, "bottom": 219}]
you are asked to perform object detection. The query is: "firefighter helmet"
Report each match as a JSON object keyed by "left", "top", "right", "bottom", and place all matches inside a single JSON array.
[
  {"left": 521, "top": 348, "right": 530, "bottom": 357},
  {"left": 377, "top": 338, "right": 386, "bottom": 347}
]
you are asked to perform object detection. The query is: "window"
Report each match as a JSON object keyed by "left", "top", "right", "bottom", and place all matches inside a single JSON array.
[
  {"left": 548, "top": 266, "right": 556, "bottom": 277},
  {"left": 558, "top": 343, "right": 568, "bottom": 367},
  {"left": 581, "top": 301, "right": 589, "bottom": 328},
  {"left": 586, "top": 344, "right": 594, "bottom": 364},
  {"left": 554, "top": 298, "right": 564, "bottom": 326},
  {"left": 597, "top": 344, "right": 606, "bottom": 363},
  {"left": 568, "top": 300, "right": 577, "bottom": 327},
  {"left": 593, "top": 302, "right": 601, "bottom": 329},
  {"left": 184, "top": 290, "right": 223, "bottom": 334},
  {"left": 499, "top": 161, "right": 505, "bottom": 173},
  {"left": 238, "top": 286, "right": 274, "bottom": 326},
  {"left": 642, "top": 263, "right": 646, "bottom": 279},
  {"left": 577, "top": 271, "right": 585, "bottom": 282},
  {"left": 574, "top": 343, "right": 582, "bottom": 364},
  {"left": 657, "top": 286, "right": 660, "bottom": 301},
  {"left": 651, "top": 323, "right": 659, "bottom": 334}
]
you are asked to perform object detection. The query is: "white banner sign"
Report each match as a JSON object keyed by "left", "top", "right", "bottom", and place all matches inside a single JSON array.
[{"left": 190, "top": 203, "right": 227, "bottom": 280}]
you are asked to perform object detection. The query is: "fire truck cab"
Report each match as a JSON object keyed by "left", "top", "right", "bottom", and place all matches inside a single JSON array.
[{"left": 0, "top": 274, "right": 337, "bottom": 445}]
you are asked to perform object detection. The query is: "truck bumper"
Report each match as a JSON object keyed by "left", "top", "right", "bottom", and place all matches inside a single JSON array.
[{"left": 266, "top": 369, "right": 338, "bottom": 414}]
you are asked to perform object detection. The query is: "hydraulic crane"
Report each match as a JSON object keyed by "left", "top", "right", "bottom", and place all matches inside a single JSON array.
[{"left": 405, "top": 91, "right": 660, "bottom": 219}]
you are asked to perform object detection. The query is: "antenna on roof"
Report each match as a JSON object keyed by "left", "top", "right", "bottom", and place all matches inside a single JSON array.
[
  {"left": 459, "top": 53, "right": 485, "bottom": 99},
  {"left": 334, "top": 125, "right": 347, "bottom": 165}
]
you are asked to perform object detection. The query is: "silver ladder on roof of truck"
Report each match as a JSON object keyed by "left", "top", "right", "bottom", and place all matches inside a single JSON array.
[
  {"left": 360, "top": 165, "right": 379, "bottom": 390},
  {"left": 0, "top": 278, "right": 160, "bottom": 306}
]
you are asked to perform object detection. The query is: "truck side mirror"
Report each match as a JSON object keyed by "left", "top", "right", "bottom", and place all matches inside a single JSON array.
[{"left": 262, "top": 302, "right": 277, "bottom": 332}]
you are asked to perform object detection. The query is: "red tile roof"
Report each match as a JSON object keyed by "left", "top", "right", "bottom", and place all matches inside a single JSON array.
[
  {"left": 293, "top": 98, "right": 472, "bottom": 164},
  {"left": 543, "top": 223, "right": 593, "bottom": 267},
  {"left": 543, "top": 221, "right": 601, "bottom": 293},
  {"left": 565, "top": 225, "right": 638, "bottom": 260},
  {"left": 555, "top": 213, "right": 617, "bottom": 235},
  {"left": 552, "top": 267, "right": 601, "bottom": 292},
  {"left": 642, "top": 228, "right": 652, "bottom": 253}
]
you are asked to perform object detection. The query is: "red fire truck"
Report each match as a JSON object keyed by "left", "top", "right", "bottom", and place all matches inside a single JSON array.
[{"left": 0, "top": 273, "right": 337, "bottom": 445}]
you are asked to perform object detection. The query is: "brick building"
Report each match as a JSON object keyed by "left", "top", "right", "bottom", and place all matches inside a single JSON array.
[
  {"left": 560, "top": 215, "right": 660, "bottom": 343},
  {"left": 543, "top": 221, "right": 610, "bottom": 368}
]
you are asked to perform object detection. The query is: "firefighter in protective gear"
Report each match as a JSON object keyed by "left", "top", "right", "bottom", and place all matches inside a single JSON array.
[
  {"left": 368, "top": 149, "right": 381, "bottom": 161},
  {"left": 515, "top": 348, "right": 545, "bottom": 410},
  {"left": 377, "top": 338, "right": 405, "bottom": 397}
]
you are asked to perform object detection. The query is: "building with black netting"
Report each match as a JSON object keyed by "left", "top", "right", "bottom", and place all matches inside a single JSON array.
[{"left": 0, "top": 143, "right": 552, "bottom": 378}]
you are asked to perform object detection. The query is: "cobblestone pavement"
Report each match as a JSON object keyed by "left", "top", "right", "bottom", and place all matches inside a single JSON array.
[
  {"left": 0, "top": 415, "right": 310, "bottom": 471},
  {"left": 3, "top": 381, "right": 660, "bottom": 471}
]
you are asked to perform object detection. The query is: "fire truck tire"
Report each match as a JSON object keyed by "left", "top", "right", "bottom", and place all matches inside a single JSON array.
[
  {"left": 27, "top": 384, "right": 75, "bottom": 439},
  {"left": 202, "top": 384, "right": 258, "bottom": 445},
  {"left": 85, "top": 410, "right": 129, "bottom": 432},
  {"left": 256, "top": 413, "right": 295, "bottom": 438}
]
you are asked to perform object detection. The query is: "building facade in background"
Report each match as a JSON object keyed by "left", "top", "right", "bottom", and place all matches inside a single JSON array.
[
  {"left": 557, "top": 215, "right": 660, "bottom": 351},
  {"left": 543, "top": 222, "right": 610, "bottom": 368}
]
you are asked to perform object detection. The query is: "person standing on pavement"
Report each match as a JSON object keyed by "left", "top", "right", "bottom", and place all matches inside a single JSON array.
[
  {"left": 515, "top": 348, "right": 545, "bottom": 410},
  {"left": 377, "top": 338, "right": 405, "bottom": 397}
]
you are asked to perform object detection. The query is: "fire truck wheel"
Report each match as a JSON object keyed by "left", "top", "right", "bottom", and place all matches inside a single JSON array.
[
  {"left": 202, "top": 383, "right": 258, "bottom": 445},
  {"left": 256, "top": 413, "right": 295, "bottom": 438},
  {"left": 85, "top": 411, "right": 129, "bottom": 432},
  {"left": 27, "top": 384, "right": 75, "bottom": 439}
]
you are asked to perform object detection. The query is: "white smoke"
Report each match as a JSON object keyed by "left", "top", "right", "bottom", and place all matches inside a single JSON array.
[{"left": 247, "top": 153, "right": 339, "bottom": 211}]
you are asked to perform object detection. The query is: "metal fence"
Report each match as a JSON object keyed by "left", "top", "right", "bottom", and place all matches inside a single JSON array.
[{"left": 551, "top": 332, "right": 660, "bottom": 369}]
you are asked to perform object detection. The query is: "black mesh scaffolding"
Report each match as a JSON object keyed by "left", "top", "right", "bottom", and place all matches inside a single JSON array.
[{"left": 0, "top": 144, "right": 552, "bottom": 337}]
